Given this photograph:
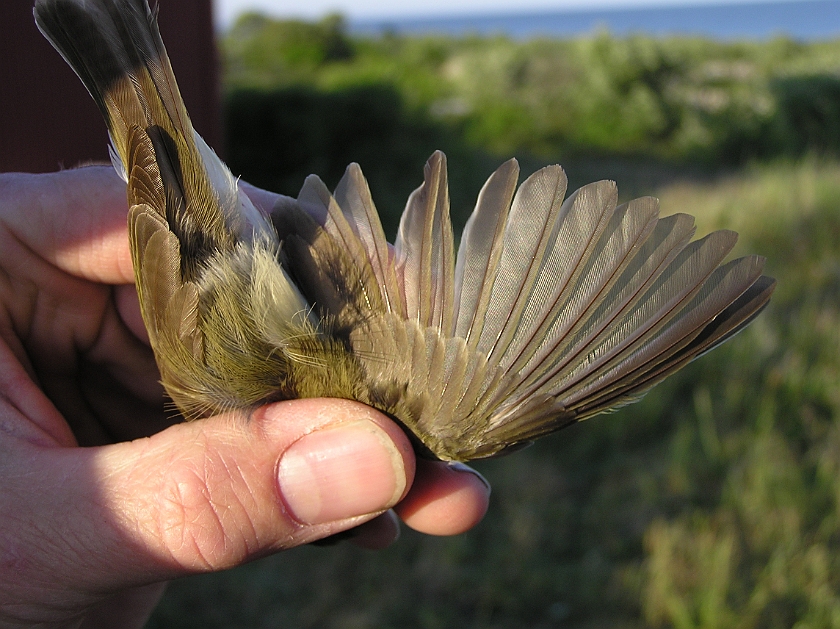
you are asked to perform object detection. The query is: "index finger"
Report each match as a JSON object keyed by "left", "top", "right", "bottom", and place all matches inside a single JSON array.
[{"left": 0, "top": 166, "right": 132, "bottom": 284}]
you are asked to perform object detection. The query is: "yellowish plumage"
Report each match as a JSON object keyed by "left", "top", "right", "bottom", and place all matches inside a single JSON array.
[{"left": 35, "top": 0, "right": 775, "bottom": 461}]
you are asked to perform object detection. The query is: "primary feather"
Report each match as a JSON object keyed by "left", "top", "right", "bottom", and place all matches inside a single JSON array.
[{"left": 35, "top": 0, "right": 775, "bottom": 461}]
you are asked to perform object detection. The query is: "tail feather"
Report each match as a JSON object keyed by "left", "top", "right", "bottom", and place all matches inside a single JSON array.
[
  {"left": 35, "top": 0, "right": 187, "bottom": 165},
  {"left": 35, "top": 0, "right": 241, "bottom": 268}
]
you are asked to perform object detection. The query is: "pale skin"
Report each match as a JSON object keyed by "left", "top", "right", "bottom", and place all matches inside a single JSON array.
[{"left": 0, "top": 166, "right": 490, "bottom": 629}]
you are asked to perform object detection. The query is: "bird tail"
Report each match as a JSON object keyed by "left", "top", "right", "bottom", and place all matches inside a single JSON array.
[{"left": 34, "top": 0, "right": 246, "bottom": 271}]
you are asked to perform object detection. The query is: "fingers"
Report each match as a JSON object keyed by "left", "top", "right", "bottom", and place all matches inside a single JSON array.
[
  {"left": 0, "top": 169, "right": 296, "bottom": 286},
  {"left": 2, "top": 396, "right": 492, "bottom": 625},
  {"left": 5, "top": 399, "right": 413, "bottom": 607},
  {"left": 114, "top": 283, "right": 149, "bottom": 345},
  {"left": 345, "top": 461, "right": 491, "bottom": 545},
  {"left": 395, "top": 459, "right": 491, "bottom": 535},
  {"left": 271, "top": 403, "right": 412, "bottom": 530},
  {"left": 0, "top": 167, "right": 133, "bottom": 284},
  {"left": 317, "top": 461, "right": 492, "bottom": 547}
]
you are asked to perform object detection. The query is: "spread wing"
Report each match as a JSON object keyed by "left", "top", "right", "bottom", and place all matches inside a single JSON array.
[{"left": 287, "top": 152, "right": 774, "bottom": 461}]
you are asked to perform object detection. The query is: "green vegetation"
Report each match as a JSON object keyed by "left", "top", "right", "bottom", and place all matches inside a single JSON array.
[
  {"left": 223, "top": 16, "right": 840, "bottom": 166},
  {"left": 147, "top": 17, "right": 840, "bottom": 628}
]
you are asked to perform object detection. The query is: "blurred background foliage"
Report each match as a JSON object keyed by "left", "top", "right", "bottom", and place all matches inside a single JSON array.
[{"left": 148, "top": 14, "right": 840, "bottom": 629}]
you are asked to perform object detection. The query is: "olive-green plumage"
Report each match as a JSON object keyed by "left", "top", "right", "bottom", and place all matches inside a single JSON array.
[{"left": 35, "top": 0, "right": 776, "bottom": 461}]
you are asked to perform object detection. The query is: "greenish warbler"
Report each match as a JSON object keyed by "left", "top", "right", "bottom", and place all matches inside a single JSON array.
[{"left": 34, "top": 0, "right": 775, "bottom": 461}]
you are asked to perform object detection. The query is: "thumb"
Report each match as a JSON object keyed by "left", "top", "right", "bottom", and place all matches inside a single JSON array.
[{"left": 22, "top": 399, "right": 414, "bottom": 597}]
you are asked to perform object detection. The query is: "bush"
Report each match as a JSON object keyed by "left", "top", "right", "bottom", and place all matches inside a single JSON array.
[
  {"left": 225, "top": 83, "right": 504, "bottom": 234},
  {"left": 221, "top": 21, "right": 840, "bottom": 164}
]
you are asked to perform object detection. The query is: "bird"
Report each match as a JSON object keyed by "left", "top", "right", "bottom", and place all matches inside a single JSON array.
[{"left": 34, "top": 0, "right": 775, "bottom": 462}]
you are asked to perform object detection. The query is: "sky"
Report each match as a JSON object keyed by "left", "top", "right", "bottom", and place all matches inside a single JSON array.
[{"left": 213, "top": 0, "right": 796, "bottom": 27}]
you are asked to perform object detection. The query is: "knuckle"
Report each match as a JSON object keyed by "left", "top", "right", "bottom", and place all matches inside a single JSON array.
[{"left": 138, "top": 447, "right": 261, "bottom": 572}]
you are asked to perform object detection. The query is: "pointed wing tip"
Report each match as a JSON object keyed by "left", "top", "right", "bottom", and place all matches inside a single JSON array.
[
  {"left": 755, "top": 273, "right": 777, "bottom": 296},
  {"left": 695, "top": 228, "right": 740, "bottom": 256},
  {"left": 484, "top": 158, "right": 521, "bottom": 186},
  {"left": 630, "top": 195, "right": 660, "bottom": 209},
  {"left": 718, "top": 228, "right": 740, "bottom": 245},
  {"left": 522, "top": 163, "right": 569, "bottom": 191},
  {"left": 428, "top": 150, "right": 448, "bottom": 169},
  {"left": 300, "top": 173, "right": 329, "bottom": 190},
  {"left": 746, "top": 253, "right": 768, "bottom": 271},
  {"left": 422, "top": 151, "right": 450, "bottom": 187},
  {"left": 336, "top": 162, "right": 368, "bottom": 195},
  {"left": 563, "top": 178, "right": 618, "bottom": 211}
]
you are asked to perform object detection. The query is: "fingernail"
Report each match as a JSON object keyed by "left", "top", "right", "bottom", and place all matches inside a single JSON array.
[
  {"left": 448, "top": 461, "right": 492, "bottom": 494},
  {"left": 277, "top": 421, "right": 407, "bottom": 525}
]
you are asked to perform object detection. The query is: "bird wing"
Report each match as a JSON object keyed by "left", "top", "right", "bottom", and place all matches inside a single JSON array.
[{"left": 293, "top": 154, "right": 774, "bottom": 460}]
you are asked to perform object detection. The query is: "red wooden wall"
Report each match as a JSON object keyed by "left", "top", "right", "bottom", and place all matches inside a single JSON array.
[{"left": 0, "top": 0, "right": 221, "bottom": 173}]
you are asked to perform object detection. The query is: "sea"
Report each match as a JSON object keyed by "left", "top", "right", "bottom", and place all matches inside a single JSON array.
[{"left": 350, "top": 0, "right": 840, "bottom": 40}]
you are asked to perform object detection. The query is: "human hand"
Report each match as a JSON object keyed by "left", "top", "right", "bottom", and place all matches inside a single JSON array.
[{"left": 0, "top": 166, "right": 490, "bottom": 629}]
